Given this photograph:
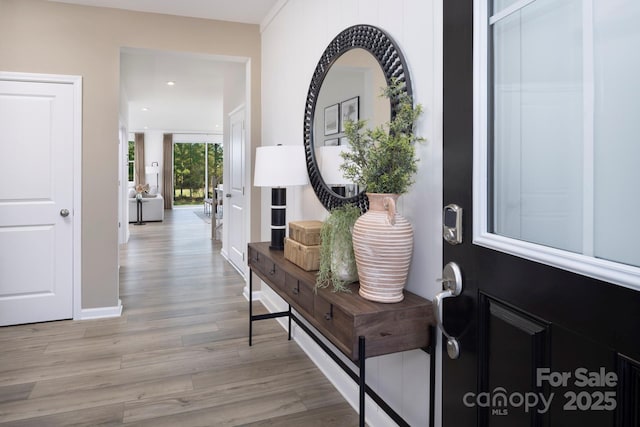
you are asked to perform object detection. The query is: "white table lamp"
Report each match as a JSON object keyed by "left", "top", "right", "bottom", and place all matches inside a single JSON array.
[{"left": 254, "top": 145, "right": 309, "bottom": 249}]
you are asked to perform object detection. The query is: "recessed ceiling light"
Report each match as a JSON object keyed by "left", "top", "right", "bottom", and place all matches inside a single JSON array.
[
  {"left": 166, "top": 81, "right": 176, "bottom": 86},
  {"left": 143, "top": 126, "right": 148, "bottom": 130},
  {"left": 141, "top": 107, "right": 149, "bottom": 112}
]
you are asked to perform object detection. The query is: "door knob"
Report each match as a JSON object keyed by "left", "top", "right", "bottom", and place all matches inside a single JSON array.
[
  {"left": 60, "top": 209, "right": 70, "bottom": 217},
  {"left": 225, "top": 193, "right": 231, "bottom": 198},
  {"left": 434, "top": 262, "right": 463, "bottom": 359}
]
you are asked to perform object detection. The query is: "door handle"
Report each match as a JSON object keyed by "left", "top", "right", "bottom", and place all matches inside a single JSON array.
[
  {"left": 434, "top": 262, "right": 463, "bottom": 359},
  {"left": 60, "top": 209, "right": 70, "bottom": 217},
  {"left": 225, "top": 193, "right": 231, "bottom": 198}
]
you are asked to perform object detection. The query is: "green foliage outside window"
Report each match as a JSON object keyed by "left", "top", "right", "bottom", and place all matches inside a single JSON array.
[
  {"left": 174, "top": 143, "right": 223, "bottom": 205},
  {"left": 128, "top": 141, "right": 135, "bottom": 182},
  {"left": 208, "top": 143, "right": 223, "bottom": 198}
]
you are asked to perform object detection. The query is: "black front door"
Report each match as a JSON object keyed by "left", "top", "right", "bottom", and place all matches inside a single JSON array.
[{"left": 442, "top": 1, "right": 640, "bottom": 426}]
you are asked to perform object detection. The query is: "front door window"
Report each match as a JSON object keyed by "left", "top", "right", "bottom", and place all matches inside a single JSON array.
[{"left": 476, "top": 0, "right": 640, "bottom": 287}]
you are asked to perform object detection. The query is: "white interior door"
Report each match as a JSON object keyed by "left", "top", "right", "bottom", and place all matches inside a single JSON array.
[
  {"left": 227, "top": 107, "right": 245, "bottom": 272},
  {"left": 0, "top": 75, "right": 76, "bottom": 326}
]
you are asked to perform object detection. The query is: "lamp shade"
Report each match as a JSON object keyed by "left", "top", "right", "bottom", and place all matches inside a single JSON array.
[
  {"left": 254, "top": 145, "right": 309, "bottom": 187},
  {"left": 318, "top": 145, "right": 351, "bottom": 185},
  {"left": 145, "top": 165, "right": 159, "bottom": 175}
]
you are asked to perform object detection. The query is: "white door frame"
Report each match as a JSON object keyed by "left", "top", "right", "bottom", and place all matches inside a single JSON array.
[
  {"left": 0, "top": 71, "right": 83, "bottom": 319},
  {"left": 118, "top": 123, "right": 129, "bottom": 245}
]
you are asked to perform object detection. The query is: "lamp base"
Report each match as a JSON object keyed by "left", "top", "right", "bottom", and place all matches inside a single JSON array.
[
  {"left": 269, "top": 228, "right": 285, "bottom": 250},
  {"left": 270, "top": 188, "right": 286, "bottom": 250}
]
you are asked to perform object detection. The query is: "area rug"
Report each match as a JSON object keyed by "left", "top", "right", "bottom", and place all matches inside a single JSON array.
[{"left": 193, "top": 209, "right": 212, "bottom": 224}]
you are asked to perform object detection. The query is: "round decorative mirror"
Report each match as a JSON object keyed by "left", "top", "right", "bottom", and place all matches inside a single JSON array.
[{"left": 303, "top": 24, "right": 412, "bottom": 212}]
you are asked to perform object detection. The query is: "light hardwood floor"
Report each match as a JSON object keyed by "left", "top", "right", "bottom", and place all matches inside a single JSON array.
[{"left": 0, "top": 208, "right": 358, "bottom": 426}]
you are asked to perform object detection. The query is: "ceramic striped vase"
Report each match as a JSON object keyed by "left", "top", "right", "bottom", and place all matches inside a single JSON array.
[{"left": 352, "top": 193, "right": 413, "bottom": 303}]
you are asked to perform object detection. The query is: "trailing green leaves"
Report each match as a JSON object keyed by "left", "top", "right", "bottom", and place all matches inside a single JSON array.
[{"left": 316, "top": 204, "right": 361, "bottom": 293}]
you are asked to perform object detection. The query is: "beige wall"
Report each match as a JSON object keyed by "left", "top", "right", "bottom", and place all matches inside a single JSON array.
[{"left": 0, "top": 0, "right": 261, "bottom": 308}]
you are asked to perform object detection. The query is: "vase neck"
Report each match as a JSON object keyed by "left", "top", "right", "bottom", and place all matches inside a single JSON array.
[{"left": 366, "top": 193, "right": 399, "bottom": 211}]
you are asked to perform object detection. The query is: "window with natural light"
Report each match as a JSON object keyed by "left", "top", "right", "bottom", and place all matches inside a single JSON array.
[
  {"left": 173, "top": 142, "right": 223, "bottom": 206},
  {"left": 475, "top": 0, "right": 640, "bottom": 287},
  {"left": 128, "top": 140, "right": 135, "bottom": 184}
]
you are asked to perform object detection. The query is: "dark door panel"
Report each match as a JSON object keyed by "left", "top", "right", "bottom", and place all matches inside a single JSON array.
[
  {"left": 618, "top": 355, "right": 640, "bottom": 427},
  {"left": 441, "top": 1, "right": 640, "bottom": 426},
  {"left": 477, "top": 246, "right": 640, "bottom": 363},
  {"left": 479, "top": 295, "right": 550, "bottom": 427}
]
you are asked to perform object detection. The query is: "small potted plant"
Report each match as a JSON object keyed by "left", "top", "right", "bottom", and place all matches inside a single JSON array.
[
  {"left": 316, "top": 204, "right": 361, "bottom": 293},
  {"left": 340, "top": 78, "right": 423, "bottom": 303}
]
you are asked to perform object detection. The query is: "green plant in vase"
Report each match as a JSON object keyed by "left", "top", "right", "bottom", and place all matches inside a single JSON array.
[
  {"left": 316, "top": 204, "right": 361, "bottom": 293},
  {"left": 341, "top": 78, "right": 424, "bottom": 194},
  {"left": 339, "top": 78, "right": 424, "bottom": 303}
]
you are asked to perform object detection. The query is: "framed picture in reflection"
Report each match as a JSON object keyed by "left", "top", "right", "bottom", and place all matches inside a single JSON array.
[
  {"left": 324, "top": 103, "right": 339, "bottom": 135},
  {"left": 340, "top": 96, "right": 359, "bottom": 132}
]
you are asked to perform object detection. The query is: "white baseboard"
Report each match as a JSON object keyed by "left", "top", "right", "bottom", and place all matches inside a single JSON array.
[
  {"left": 257, "top": 289, "right": 395, "bottom": 427},
  {"left": 242, "top": 286, "right": 262, "bottom": 302},
  {"left": 75, "top": 299, "right": 123, "bottom": 320},
  {"left": 221, "top": 249, "right": 246, "bottom": 280},
  {"left": 258, "top": 286, "right": 288, "bottom": 326}
]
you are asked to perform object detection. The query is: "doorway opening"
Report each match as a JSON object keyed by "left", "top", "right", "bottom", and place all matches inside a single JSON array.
[{"left": 118, "top": 46, "right": 253, "bottom": 290}]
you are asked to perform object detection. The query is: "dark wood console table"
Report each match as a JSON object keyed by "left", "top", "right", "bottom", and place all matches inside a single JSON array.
[{"left": 247, "top": 242, "right": 436, "bottom": 427}]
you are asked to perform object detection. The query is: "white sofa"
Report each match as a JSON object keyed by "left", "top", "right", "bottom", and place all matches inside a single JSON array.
[{"left": 128, "top": 194, "right": 164, "bottom": 222}]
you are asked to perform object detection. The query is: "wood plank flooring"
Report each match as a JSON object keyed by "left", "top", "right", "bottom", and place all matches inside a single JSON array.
[{"left": 0, "top": 208, "right": 358, "bottom": 426}]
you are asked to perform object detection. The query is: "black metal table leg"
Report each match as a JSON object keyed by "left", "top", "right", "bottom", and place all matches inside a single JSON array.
[
  {"left": 288, "top": 305, "right": 292, "bottom": 340},
  {"left": 359, "top": 336, "right": 366, "bottom": 427},
  {"left": 289, "top": 315, "right": 410, "bottom": 426},
  {"left": 249, "top": 270, "right": 253, "bottom": 346},
  {"left": 248, "top": 267, "right": 291, "bottom": 346},
  {"left": 135, "top": 198, "right": 145, "bottom": 225}
]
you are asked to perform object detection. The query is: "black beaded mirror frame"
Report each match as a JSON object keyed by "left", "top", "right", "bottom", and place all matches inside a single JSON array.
[{"left": 303, "top": 24, "right": 413, "bottom": 212}]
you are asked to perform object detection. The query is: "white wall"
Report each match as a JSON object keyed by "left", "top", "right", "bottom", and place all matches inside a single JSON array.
[
  {"left": 261, "top": 1, "right": 443, "bottom": 426},
  {"left": 144, "top": 131, "right": 164, "bottom": 193}
]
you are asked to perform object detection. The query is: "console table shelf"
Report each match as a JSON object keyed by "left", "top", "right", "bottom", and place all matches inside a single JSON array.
[{"left": 247, "top": 242, "right": 435, "bottom": 426}]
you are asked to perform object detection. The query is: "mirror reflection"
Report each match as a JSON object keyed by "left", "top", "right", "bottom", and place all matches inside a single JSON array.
[{"left": 313, "top": 48, "right": 390, "bottom": 198}]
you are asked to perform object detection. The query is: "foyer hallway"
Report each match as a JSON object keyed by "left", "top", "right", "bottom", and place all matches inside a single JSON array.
[{"left": 0, "top": 208, "right": 358, "bottom": 426}]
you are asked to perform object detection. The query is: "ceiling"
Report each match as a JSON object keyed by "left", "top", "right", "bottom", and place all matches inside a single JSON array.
[
  {"left": 49, "top": 0, "right": 281, "bottom": 134},
  {"left": 48, "top": 0, "right": 281, "bottom": 24},
  {"left": 121, "top": 48, "right": 245, "bottom": 134}
]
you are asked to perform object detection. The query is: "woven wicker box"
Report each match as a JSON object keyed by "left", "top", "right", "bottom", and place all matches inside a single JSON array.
[
  {"left": 288, "top": 220, "right": 323, "bottom": 246},
  {"left": 284, "top": 237, "right": 320, "bottom": 271}
]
